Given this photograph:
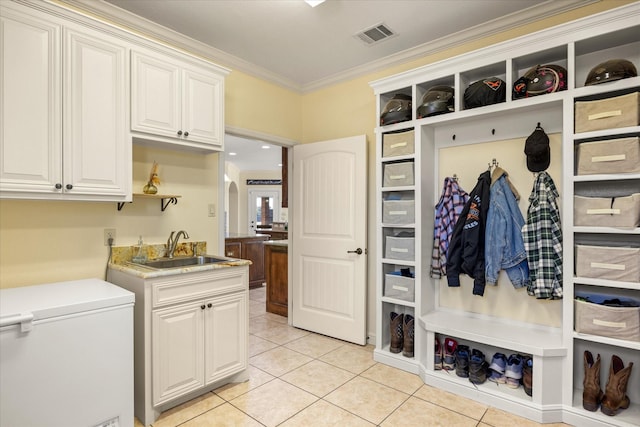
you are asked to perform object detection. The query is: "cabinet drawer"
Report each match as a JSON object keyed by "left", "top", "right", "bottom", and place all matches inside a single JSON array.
[{"left": 152, "top": 268, "right": 247, "bottom": 308}]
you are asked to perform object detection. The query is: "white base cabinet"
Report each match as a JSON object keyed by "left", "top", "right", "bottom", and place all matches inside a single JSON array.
[
  {"left": 371, "top": 3, "right": 639, "bottom": 426},
  {"left": 108, "top": 266, "right": 249, "bottom": 427}
]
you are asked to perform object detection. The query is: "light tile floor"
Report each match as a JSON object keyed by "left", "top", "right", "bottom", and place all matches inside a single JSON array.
[{"left": 135, "top": 285, "right": 572, "bottom": 427}]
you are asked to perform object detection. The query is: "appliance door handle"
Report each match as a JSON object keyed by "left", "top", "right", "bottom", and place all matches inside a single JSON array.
[{"left": 0, "top": 312, "right": 34, "bottom": 332}]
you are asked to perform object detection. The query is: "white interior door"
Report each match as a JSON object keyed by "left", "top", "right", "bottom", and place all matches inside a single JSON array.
[{"left": 292, "top": 135, "right": 367, "bottom": 345}]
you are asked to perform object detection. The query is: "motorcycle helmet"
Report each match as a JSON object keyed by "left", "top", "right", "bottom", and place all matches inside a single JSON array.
[
  {"left": 380, "top": 93, "right": 412, "bottom": 126},
  {"left": 463, "top": 77, "right": 505, "bottom": 109},
  {"left": 417, "top": 85, "right": 454, "bottom": 118},
  {"left": 585, "top": 59, "right": 637, "bottom": 85},
  {"left": 513, "top": 64, "right": 567, "bottom": 99}
]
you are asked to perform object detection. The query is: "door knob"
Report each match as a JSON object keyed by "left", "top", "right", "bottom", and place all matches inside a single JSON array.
[
  {"left": 184, "top": 131, "right": 189, "bottom": 137},
  {"left": 347, "top": 248, "right": 363, "bottom": 255},
  {"left": 177, "top": 130, "right": 183, "bottom": 136},
  {"left": 65, "top": 184, "right": 73, "bottom": 190},
  {"left": 55, "top": 183, "right": 62, "bottom": 189}
]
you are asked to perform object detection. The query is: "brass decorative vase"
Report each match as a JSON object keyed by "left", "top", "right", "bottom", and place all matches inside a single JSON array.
[{"left": 143, "top": 182, "right": 158, "bottom": 194}]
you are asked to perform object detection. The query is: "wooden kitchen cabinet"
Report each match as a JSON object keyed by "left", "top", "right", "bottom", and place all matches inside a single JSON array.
[
  {"left": 265, "top": 242, "right": 288, "bottom": 317},
  {"left": 0, "top": 2, "right": 130, "bottom": 201},
  {"left": 108, "top": 265, "right": 249, "bottom": 426},
  {"left": 225, "top": 234, "right": 269, "bottom": 288},
  {"left": 131, "top": 49, "right": 226, "bottom": 151}
]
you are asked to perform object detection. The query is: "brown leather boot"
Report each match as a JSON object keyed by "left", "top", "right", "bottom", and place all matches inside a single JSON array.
[
  {"left": 389, "top": 312, "right": 403, "bottom": 353},
  {"left": 601, "top": 355, "right": 633, "bottom": 416},
  {"left": 583, "top": 351, "right": 603, "bottom": 412},
  {"left": 402, "top": 314, "right": 414, "bottom": 358}
]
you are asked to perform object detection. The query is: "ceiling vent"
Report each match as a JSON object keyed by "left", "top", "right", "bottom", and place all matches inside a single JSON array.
[{"left": 355, "top": 23, "right": 396, "bottom": 45}]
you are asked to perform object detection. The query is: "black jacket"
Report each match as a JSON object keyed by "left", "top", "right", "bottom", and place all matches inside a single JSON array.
[{"left": 446, "top": 170, "right": 491, "bottom": 295}]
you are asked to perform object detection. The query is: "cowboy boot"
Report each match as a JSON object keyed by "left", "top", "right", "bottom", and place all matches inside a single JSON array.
[
  {"left": 601, "top": 355, "right": 634, "bottom": 416},
  {"left": 389, "top": 312, "right": 403, "bottom": 353},
  {"left": 402, "top": 314, "right": 414, "bottom": 358},
  {"left": 583, "top": 351, "right": 603, "bottom": 411}
]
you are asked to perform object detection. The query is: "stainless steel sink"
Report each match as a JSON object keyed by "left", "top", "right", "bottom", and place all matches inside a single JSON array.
[{"left": 143, "top": 255, "right": 230, "bottom": 269}]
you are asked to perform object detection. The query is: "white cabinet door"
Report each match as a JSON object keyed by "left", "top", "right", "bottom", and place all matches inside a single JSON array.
[
  {"left": 204, "top": 292, "right": 247, "bottom": 384},
  {"left": 152, "top": 302, "right": 205, "bottom": 406},
  {"left": 64, "top": 27, "right": 129, "bottom": 197},
  {"left": 131, "top": 50, "right": 224, "bottom": 150},
  {"left": 183, "top": 68, "right": 223, "bottom": 147},
  {"left": 0, "top": 8, "right": 62, "bottom": 195},
  {"left": 131, "top": 51, "right": 181, "bottom": 139}
]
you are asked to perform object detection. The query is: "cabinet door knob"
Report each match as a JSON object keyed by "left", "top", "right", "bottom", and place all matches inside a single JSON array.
[
  {"left": 184, "top": 131, "right": 189, "bottom": 137},
  {"left": 200, "top": 304, "right": 206, "bottom": 310},
  {"left": 177, "top": 130, "right": 183, "bottom": 136},
  {"left": 55, "top": 183, "right": 62, "bottom": 189},
  {"left": 65, "top": 184, "right": 73, "bottom": 190},
  {"left": 207, "top": 303, "right": 212, "bottom": 308}
]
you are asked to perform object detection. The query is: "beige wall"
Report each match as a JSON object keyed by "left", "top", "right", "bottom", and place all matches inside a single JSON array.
[
  {"left": 0, "top": 145, "right": 220, "bottom": 287},
  {"left": 0, "top": 0, "right": 631, "bottom": 340}
]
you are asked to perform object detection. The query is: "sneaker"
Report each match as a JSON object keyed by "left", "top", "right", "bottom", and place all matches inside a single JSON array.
[
  {"left": 505, "top": 354, "right": 523, "bottom": 389},
  {"left": 442, "top": 338, "right": 457, "bottom": 371},
  {"left": 488, "top": 353, "right": 507, "bottom": 384},
  {"left": 469, "top": 349, "right": 489, "bottom": 384},
  {"left": 522, "top": 356, "right": 533, "bottom": 396},
  {"left": 455, "top": 345, "right": 470, "bottom": 378},
  {"left": 434, "top": 338, "right": 443, "bottom": 370}
]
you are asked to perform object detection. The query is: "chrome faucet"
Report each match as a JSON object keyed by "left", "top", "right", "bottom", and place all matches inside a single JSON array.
[{"left": 166, "top": 230, "right": 189, "bottom": 258}]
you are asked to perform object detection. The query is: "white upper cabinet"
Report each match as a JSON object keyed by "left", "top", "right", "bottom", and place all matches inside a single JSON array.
[
  {"left": 63, "top": 26, "right": 130, "bottom": 199},
  {"left": 0, "top": 3, "right": 131, "bottom": 201},
  {"left": 1, "top": 7, "right": 62, "bottom": 195},
  {"left": 131, "top": 50, "right": 225, "bottom": 151}
]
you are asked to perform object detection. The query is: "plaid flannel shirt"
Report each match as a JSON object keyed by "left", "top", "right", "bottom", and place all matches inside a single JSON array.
[
  {"left": 430, "top": 177, "right": 469, "bottom": 278},
  {"left": 522, "top": 172, "right": 563, "bottom": 299}
]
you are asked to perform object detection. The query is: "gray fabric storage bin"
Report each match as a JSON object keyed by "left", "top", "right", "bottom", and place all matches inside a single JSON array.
[
  {"left": 382, "top": 130, "right": 415, "bottom": 158},
  {"left": 384, "top": 274, "right": 415, "bottom": 302},
  {"left": 575, "top": 299, "right": 640, "bottom": 342},
  {"left": 383, "top": 162, "right": 414, "bottom": 187},
  {"left": 574, "top": 193, "right": 640, "bottom": 227},
  {"left": 576, "top": 245, "right": 640, "bottom": 283},
  {"left": 385, "top": 235, "right": 415, "bottom": 261},
  {"left": 575, "top": 92, "right": 639, "bottom": 133},
  {"left": 382, "top": 199, "right": 415, "bottom": 225},
  {"left": 577, "top": 137, "right": 640, "bottom": 175}
]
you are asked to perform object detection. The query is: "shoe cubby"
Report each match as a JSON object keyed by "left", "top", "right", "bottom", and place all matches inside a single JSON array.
[
  {"left": 372, "top": 4, "right": 640, "bottom": 425},
  {"left": 569, "top": 340, "right": 639, "bottom": 426},
  {"left": 433, "top": 333, "right": 534, "bottom": 398}
]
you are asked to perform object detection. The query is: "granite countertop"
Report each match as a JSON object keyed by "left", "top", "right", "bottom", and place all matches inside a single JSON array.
[
  {"left": 264, "top": 240, "right": 288, "bottom": 247},
  {"left": 225, "top": 233, "right": 271, "bottom": 239},
  {"left": 108, "top": 240, "right": 251, "bottom": 279},
  {"left": 108, "top": 257, "right": 251, "bottom": 279}
]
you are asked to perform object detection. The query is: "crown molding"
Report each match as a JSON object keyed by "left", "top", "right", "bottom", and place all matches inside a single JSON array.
[{"left": 57, "top": 0, "right": 597, "bottom": 94}]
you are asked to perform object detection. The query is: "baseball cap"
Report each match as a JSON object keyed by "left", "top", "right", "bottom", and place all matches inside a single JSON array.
[{"left": 524, "top": 126, "right": 550, "bottom": 172}]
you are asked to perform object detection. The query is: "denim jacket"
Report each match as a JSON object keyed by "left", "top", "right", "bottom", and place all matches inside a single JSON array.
[{"left": 484, "top": 168, "right": 529, "bottom": 292}]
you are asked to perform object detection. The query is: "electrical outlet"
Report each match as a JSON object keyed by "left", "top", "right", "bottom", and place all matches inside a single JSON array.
[{"left": 104, "top": 228, "right": 116, "bottom": 246}]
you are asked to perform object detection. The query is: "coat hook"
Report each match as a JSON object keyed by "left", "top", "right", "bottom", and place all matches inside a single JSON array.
[{"left": 452, "top": 174, "right": 458, "bottom": 181}]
